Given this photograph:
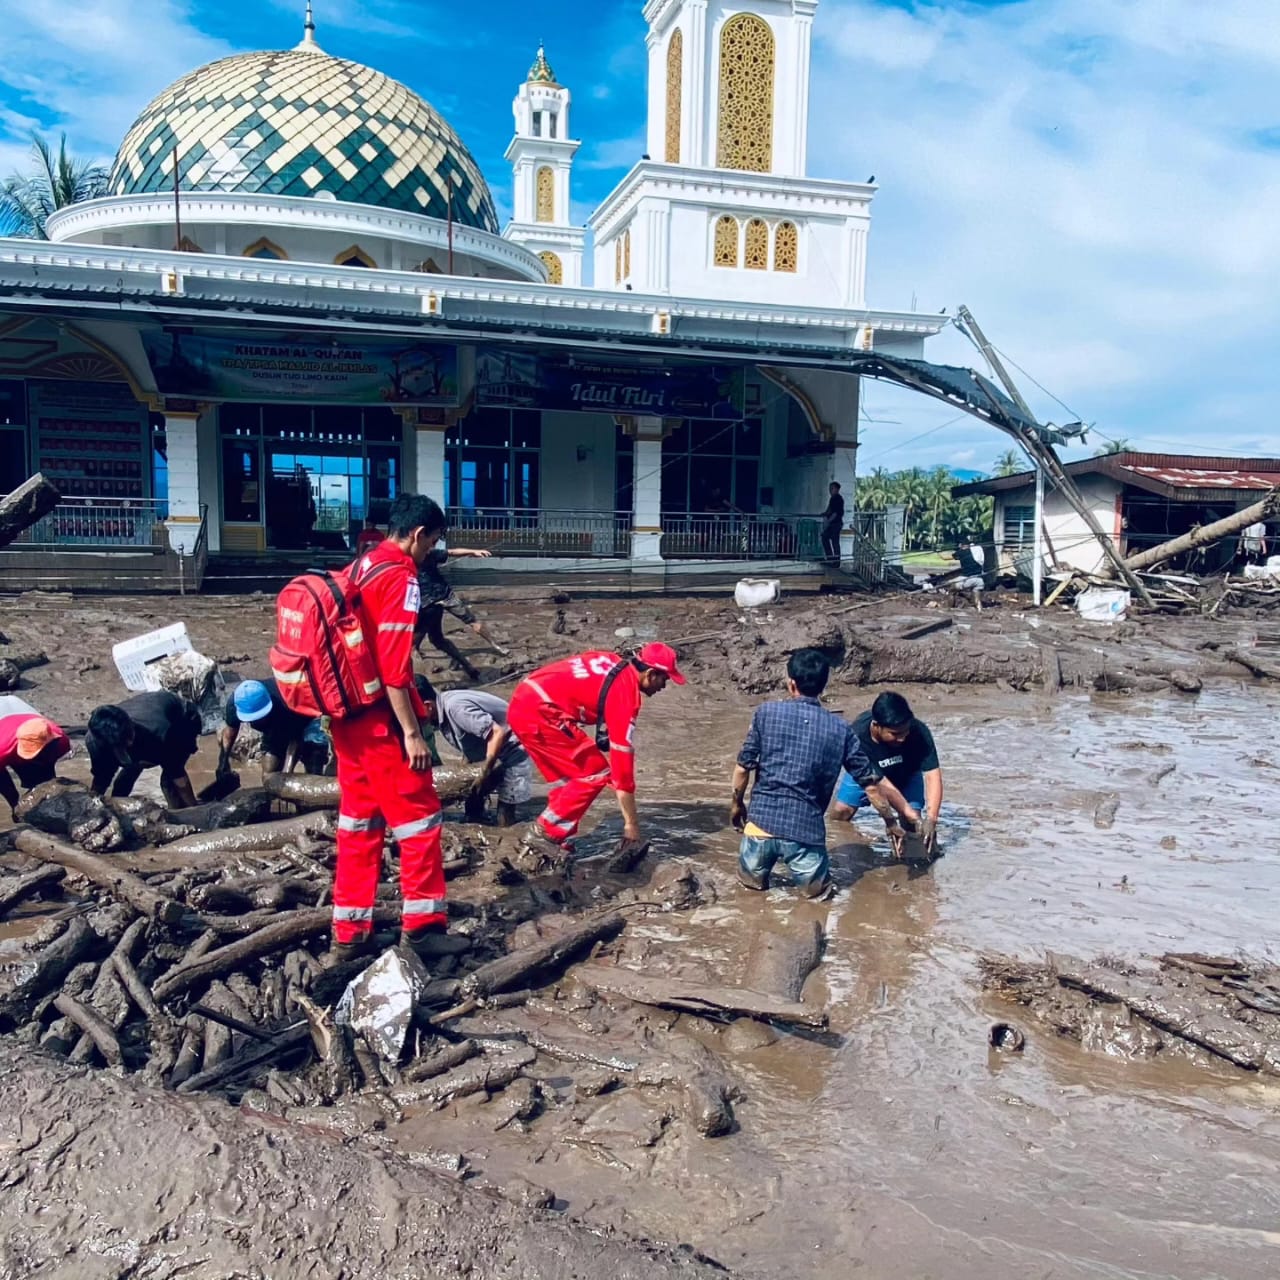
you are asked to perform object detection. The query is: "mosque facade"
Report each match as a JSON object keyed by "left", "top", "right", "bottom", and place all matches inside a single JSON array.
[{"left": 0, "top": 0, "right": 947, "bottom": 586}]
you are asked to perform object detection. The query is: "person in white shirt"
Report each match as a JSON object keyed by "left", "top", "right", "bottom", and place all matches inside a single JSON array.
[{"left": 1240, "top": 521, "right": 1268, "bottom": 565}]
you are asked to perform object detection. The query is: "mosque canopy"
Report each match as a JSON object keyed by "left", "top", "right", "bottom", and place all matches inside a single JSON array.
[{"left": 107, "top": 26, "right": 497, "bottom": 232}]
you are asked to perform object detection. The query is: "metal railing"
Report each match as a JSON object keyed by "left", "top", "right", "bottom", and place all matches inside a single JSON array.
[
  {"left": 447, "top": 508, "right": 631, "bottom": 558},
  {"left": 660, "top": 513, "right": 827, "bottom": 561},
  {"left": 13, "top": 496, "right": 172, "bottom": 549}
]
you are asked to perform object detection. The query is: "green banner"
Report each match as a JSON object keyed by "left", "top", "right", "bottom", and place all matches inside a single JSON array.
[{"left": 142, "top": 331, "right": 460, "bottom": 405}]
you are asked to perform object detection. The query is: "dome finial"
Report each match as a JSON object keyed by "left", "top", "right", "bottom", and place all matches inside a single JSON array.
[
  {"left": 296, "top": 1, "right": 324, "bottom": 52},
  {"left": 528, "top": 43, "right": 557, "bottom": 85}
]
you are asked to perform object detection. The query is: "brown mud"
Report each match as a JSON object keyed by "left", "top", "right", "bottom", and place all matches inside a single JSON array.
[{"left": 4, "top": 586, "right": 1280, "bottom": 1277}]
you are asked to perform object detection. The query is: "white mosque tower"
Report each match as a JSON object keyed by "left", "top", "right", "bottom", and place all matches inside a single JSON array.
[
  {"left": 503, "top": 45, "right": 585, "bottom": 286},
  {"left": 590, "top": 0, "right": 874, "bottom": 309}
]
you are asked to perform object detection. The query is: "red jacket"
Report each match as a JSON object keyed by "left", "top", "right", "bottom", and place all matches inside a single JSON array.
[
  {"left": 519, "top": 651, "right": 642, "bottom": 793},
  {"left": 354, "top": 542, "right": 425, "bottom": 715}
]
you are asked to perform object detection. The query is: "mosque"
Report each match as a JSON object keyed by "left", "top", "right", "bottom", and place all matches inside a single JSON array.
[{"left": 0, "top": 0, "right": 1006, "bottom": 588}]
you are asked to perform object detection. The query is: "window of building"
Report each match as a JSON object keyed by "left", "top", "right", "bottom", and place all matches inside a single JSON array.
[
  {"left": 548, "top": 111, "right": 559, "bottom": 140},
  {"left": 745, "top": 218, "right": 768, "bottom": 269},
  {"left": 661, "top": 418, "right": 762, "bottom": 514},
  {"left": 334, "top": 245, "right": 377, "bottom": 268},
  {"left": 615, "top": 237, "right": 623, "bottom": 284},
  {"left": 532, "top": 110, "right": 543, "bottom": 137},
  {"left": 716, "top": 13, "right": 775, "bottom": 173},
  {"left": 538, "top": 250, "right": 563, "bottom": 284},
  {"left": 0, "top": 378, "right": 26, "bottom": 493},
  {"left": 713, "top": 215, "right": 739, "bottom": 267},
  {"left": 243, "top": 237, "right": 288, "bottom": 260},
  {"left": 774, "top": 221, "right": 798, "bottom": 272},
  {"left": 1003, "top": 504, "right": 1035, "bottom": 550},
  {"left": 624, "top": 228, "right": 632, "bottom": 279},
  {"left": 535, "top": 166, "right": 555, "bottom": 223},
  {"left": 666, "top": 29, "right": 683, "bottom": 163},
  {"left": 445, "top": 409, "right": 542, "bottom": 511}
]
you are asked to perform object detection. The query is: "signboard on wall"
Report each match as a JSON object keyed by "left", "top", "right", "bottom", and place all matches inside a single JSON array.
[
  {"left": 476, "top": 349, "right": 745, "bottom": 419},
  {"left": 142, "top": 331, "right": 460, "bottom": 406},
  {"left": 29, "top": 380, "right": 149, "bottom": 500}
]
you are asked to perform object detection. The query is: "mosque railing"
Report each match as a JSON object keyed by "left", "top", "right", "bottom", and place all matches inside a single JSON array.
[
  {"left": 447, "top": 508, "right": 631, "bottom": 558},
  {"left": 11, "top": 497, "right": 173, "bottom": 550},
  {"left": 659, "top": 513, "right": 826, "bottom": 561}
]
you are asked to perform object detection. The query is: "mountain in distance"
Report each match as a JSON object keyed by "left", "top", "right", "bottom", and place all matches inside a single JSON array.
[{"left": 949, "top": 467, "right": 986, "bottom": 481}]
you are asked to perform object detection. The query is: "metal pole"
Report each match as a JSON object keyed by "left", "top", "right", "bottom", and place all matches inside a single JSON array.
[
  {"left": 446, "top": 180, "right": 454, "bottom": 275},
  {"left": 172, "top": 150, "right": 182, "bottom": 251},
  {"left": 1033, "top": 457, "right": 1044, "bottom": 606}
]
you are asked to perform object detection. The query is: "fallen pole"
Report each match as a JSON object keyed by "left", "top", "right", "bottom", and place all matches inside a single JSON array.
[
  {"left": 1116, "top": 489, "right": 1280, "bottom": 575},
  {"left": 0, "top": 473, "right": 61, "bottom": 549},
  {"left": 263, "top": 764, "right": 484, "bottom": 811}
]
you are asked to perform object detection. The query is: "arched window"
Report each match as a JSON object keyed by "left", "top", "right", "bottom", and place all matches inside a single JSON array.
[
  {"left": 744, "top": 218, "right": 769, "bottom": 269},
  {"left": 615, "top": 236, "right": 623, "bottom": 284},
  {"left": 624, "top": 228, "right": 632, "bottom": 279},
  {"left": 535, "top": 166, "right": 555, "bottom": 223},
  {"left": 716, "top": 14, "right": 774, "bottom": 173},
  {"left": 774, "top": 221, "right": 798, "bottom": 272},
  {"left": 665, "top": 29, "right": 683, "bottom": 163},
  {"left": 539, "top": 250, "right": 563, "bottom": 284},
  {"left": 713, "top": 215, "right": 739, "bottom": 267},
  {"left": 334, "top": 245, "right": 377, "bottom": 269},
  {"left": 243, "top": 236, "right": 288, "bottom": 260},
  {"left": 177, "top": 235, "right": 203, "bottom": 253},
  {"left": 412, "top": 257, "right": 443, "bottom": 274}
]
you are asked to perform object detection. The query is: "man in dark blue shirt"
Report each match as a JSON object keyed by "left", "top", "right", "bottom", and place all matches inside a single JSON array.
[{"left": 730, "top": 648, "right": 883, "bottom": 897}]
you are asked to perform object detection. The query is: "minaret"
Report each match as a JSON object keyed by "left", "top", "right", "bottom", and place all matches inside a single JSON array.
[
  {"left": 295, "top": 0, "right": 325, "bottom": 53},
  {"left": 502, "top": 45, "right": 585, "bottom": 286}
]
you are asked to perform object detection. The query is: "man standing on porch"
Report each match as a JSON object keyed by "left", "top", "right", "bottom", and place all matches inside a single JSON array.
[
  {"left": 821, "top": 482, "right": 845, "bottom": 564},
  {"left": 507, "top": 643, "right": 685, "bottom": 864}
]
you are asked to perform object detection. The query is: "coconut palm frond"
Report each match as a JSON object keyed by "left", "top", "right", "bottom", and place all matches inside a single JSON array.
[{"left": 1, "top": 132, "right": 109, "bottom": 239}]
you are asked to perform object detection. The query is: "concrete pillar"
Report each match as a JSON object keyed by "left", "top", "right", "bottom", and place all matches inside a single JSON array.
[
  {"left": 414, "top": 426, "right": 447, "bottom": 503},
  {"left": 163, "top": 413, "right": 203, "bottom": 555},
  {"left": 630, "top": 417, "right": 665, "bottom": 562},
  {"left": 833, "top": 443, "right": 858, "bottom": 564}
]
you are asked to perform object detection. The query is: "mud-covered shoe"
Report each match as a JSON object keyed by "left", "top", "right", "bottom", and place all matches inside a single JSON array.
[
  {"left": 400, "top": 923, "right": 472, "bottom": 958},
  {"left": 325, "top": 933, "right": 377, "bottom": 967},
  {"left": 517, "top": 826, "right": 573, "bottom": 874}
]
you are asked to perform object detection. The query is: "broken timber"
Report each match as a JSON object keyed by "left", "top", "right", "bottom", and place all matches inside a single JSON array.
[
  {"left": 460, "top": 911, "right": 626, "bottom": 1000},
  {"left": 0, "top": 473, "right": 61, "bottom": 549}
]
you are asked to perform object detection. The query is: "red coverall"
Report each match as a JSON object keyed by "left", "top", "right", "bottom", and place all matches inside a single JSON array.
[
  {"left": 330, "top": 543, "right": 445, "bottom": 945},
  {"left": 507, "top": 651, "right": 642, "bottom": 845}
]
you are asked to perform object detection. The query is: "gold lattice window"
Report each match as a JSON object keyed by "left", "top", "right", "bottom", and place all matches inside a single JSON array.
[
  {"left": 774, "top": 221, "right": 798, "bottom": 272},
  {"left": 744, "top": 219, "right": 768, "bottom": 270},
  {"left": 713, "top": 215, "right": 739, "bottom": 267},
  {"left": 716, "top": 14, "right": 774, "bottom": 173},
  {"left": 665, "top": 29, "right": 683, "bottom": 163},
  {"left": 615, "top": 237, "right": 622, "bottom": 283},
  {"left": 539, "top": 250, "right": 563, "bottom": 284},
  {"left": 535, "top": 166, "right": 555, "bottom": 223},
  {"left": 624, "top": 229, "right": 631, "bottom": 279}
]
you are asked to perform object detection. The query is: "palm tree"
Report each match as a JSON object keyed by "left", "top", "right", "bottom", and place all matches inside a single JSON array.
[
  {"left": 0, "top": 133, "right": 109, "bottom": 239},
  {"left": 992, "top": 449, "right": 1024, "bottom": 477},
  {"left": 1093, "top": 437, "right": 1133, "bottom": 456},
  {"left": 854, "top": 466, "right": 893, "bottom": 512}
]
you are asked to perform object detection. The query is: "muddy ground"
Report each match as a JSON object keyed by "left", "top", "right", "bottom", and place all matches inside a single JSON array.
[{"left": 3, "top": 583, "right": 1280, "bottom": 1278}]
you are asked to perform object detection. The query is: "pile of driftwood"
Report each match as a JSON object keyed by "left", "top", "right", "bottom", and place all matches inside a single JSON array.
[
  {"left": 0, "top": 775, "right": 831, "bottom": 1146},
  {"left": 982, "top": 952, "right": 1280, "bottom": 1075}
]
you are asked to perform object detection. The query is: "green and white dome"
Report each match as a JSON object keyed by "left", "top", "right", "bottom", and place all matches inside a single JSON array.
[{"left": 108, "top": 34, "right": 497, "bottom": 231}]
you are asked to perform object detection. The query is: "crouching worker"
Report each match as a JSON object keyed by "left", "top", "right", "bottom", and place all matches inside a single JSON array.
[
  {"left": 0, "top": 700, "right": 71, "bottom": 817},
  {"left": 830, "top": 691, "right": 944, "bottom": 859},
  {"left": 219, "top": 678, "right": 321, "bottom": 781},
  {"left": 731, "top": 648, "right": 884, "bottom": 897},
  {"left": 508, "top": 643, "right": 685, "bottom": 862},
  {"left": 86, "top": 690, "right": 201, "bottom": 809},
  {"left": 419, "top": 679, "right": 532, "bottom": 826}
]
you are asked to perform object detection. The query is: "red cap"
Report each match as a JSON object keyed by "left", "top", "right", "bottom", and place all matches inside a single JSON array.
[{"left": 637, "top": 641, "right": 686, "bottom": 685}]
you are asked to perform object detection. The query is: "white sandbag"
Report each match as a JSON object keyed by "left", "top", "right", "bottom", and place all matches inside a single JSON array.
[
  {"left": 1076, "top": 588, "right": 1129, "bottom": 623},
  {"left": 735, "top": 578, "right": 781, "bottom": 609}
]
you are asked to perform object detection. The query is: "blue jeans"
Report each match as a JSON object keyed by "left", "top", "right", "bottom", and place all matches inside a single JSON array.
[
  {"left": 738, "top": 833, "right": 829, "bottom": 894},
  {"left": 836, "top": 771, "right": 925, "bottom": 812}
]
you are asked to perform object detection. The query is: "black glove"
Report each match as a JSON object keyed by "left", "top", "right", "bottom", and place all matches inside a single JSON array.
[{"left": 215, "top": 746, "right": 232, "bottom": 780}]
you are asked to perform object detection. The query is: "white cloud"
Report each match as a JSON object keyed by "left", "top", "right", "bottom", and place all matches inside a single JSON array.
[{"left": 812, "top": 0, "right": 1280, "bottom": 467}]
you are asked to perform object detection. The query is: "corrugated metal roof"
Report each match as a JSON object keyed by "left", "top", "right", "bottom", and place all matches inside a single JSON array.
[{"left": 1122, "top": 465, "right": 1280, "bottom": 490}]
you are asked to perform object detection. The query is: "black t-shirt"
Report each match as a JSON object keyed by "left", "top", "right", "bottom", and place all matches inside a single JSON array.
[
  {"left": 224, "top": 678, "right": 311, "bottom": 751},
  {"left": 823, "top": 493, "right": 845, "bottom": 526},
  {"left": 418, "top": 548, "right": 451, "bottom": 606},
  {"left": 88, "top": 690, "right": 201, "bottom": 788},
  {"left": 851, "top": 710, "right": 939, "bottom": 788}
]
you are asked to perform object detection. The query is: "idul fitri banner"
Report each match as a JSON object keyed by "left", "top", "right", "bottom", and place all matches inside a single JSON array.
[
  {"left": 142, "top": 331, "right": 460, "bottom": 406},
  {"left": 476, "top": 349, "right": 745, "bottom": 419}
]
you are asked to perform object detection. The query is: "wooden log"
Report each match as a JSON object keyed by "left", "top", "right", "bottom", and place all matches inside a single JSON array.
[
  {"left": 52, "top": 993, "right": 123, "bottom": 1068},
  {"left": 13, "top": 830, "right": 183, "bottom": 925},
  {"left": 263, "top": 764, "right": 485, "bottom": 811},
  {"left": 170, "top": 1016, "right": 206, "bottom": 1086},
  {"left": 461, "top": 911, "right": 626, "bottom": 1000},
  {"left": 0, "top": 473, "right": 62, "bottom": 549},
  {"left": 897, "top": 617, "right": 954, "bottom": 641},
  {"left": 1117, "top": 488, "right": 1280, "bottom": 575},
  {"left": 0, "top": 864, "right": 65, "bottom": 916},
  {"left": 1224, "top": 647, "right": 1280, "bottom": 681},
  {"left": 157, "top": 812, "right": 336, "bottom": 858},
  {"left": 579, "top": 964, "right": 830, "bottom": 1030},
  {"left": 0, "top": 917, "right": 97, "bottom": 1026},
  {"left": 390, "top": 1045, "right": 536, "bottom": 1107},
  {"left": 175, "top": 1023, "right": 312, "bottom": 1095},
  {"left": 742, "top": 921, "right": 824, "bottom": 1003},
  {"left": 402, "top": 1038, "right": 480, "bottom": 1083}
]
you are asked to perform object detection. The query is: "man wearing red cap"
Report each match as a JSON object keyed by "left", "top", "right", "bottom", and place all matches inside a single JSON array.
[
  {"left": 0, "top": 700, "right": 71, "bottom": 817},
  {"left": 508, "top": 642, "right": 684, "bottom": 860}
]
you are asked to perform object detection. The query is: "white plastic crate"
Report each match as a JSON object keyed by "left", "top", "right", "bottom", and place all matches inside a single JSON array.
[{"left": 112, "top": 623, "right": 193, "bottom": 693}]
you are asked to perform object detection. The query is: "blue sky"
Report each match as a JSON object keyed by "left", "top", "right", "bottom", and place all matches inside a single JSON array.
[{"left": 2, "top": 0, "right": 1277, "bottom": 474}]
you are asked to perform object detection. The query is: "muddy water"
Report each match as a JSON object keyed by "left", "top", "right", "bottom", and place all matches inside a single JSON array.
[{"left": 395, "top": 681, "right": 1280, "bottom": 1278}]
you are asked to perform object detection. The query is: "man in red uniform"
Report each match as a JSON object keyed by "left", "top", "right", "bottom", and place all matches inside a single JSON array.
[
  {"left": 330, "top": 493, "right": 451, "bottom": 961},
  {"left": 508, "top": 642, "right": 685, "bottom": 859}
]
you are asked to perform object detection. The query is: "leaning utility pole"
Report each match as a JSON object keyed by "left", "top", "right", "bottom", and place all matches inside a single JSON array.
[{"left": 955, "top": 306, "right": 1155, "bottom": 609}]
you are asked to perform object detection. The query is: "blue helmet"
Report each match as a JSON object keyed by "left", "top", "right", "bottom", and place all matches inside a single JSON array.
[{"left": 233, "top": 680, "right": 273, "bottom": 723}]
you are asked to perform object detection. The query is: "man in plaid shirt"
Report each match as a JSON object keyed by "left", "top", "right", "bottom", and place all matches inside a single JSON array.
[{"left": 730, "top": 648, "right": 888, "bottom": 896}]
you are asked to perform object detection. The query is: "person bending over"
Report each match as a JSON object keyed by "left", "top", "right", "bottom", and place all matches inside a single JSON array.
[
  {"left": 0, "top": 703, "right": 71, "bottom": 817},
  {"left": 86, "top": 690, "right": 202, "bottom": 810},
  {"left": 219, "top": 678, "right": 320, "bottom": 781}
]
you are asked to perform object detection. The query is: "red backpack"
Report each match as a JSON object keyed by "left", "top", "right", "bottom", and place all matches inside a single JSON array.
[{"left": 269, "top": 560, "right": 395, "bottom": 719}]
